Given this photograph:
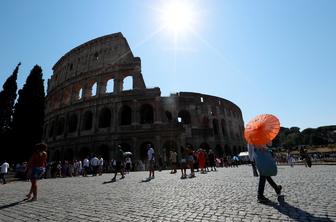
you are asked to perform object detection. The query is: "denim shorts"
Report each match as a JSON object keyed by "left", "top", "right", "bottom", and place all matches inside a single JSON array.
[{"left": 31, "top": 167, "right": 45, "bottom": 180}]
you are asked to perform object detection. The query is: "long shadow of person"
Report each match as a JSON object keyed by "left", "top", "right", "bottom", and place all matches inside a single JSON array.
[
  {"left": 262, "top": 196, "right": 333, "bottom": 222},
  {"left": 0, "top": 199, "right": 28, "bottom": 210}
]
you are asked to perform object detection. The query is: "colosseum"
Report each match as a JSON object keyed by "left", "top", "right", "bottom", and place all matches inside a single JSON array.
[{"left": 43, "top": 32, "right": 246, "bottom": 164}]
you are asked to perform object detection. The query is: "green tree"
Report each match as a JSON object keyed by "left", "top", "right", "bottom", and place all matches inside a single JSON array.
[
  {"left": 0, "top": 63, "right": 20, "bottom": 132},
  {"left": 12, "top": 65, "right": 45, "bottom": 161}
]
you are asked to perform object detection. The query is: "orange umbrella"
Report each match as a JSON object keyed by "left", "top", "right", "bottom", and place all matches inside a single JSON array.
[{"left": 244, "top": 114, "right": 280, "bottom": 147}]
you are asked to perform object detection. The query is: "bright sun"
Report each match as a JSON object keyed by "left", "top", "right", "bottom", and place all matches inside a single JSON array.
[{"left": 159, "top": 1, "right": 196, "bottom": 36}]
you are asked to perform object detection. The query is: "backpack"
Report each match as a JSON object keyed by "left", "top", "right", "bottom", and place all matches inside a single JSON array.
[{"left": 254, "top": 149, "right": 277, "bottom": 176}]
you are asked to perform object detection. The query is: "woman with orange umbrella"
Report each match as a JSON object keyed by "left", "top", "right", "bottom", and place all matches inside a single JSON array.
[{"left": 245, "top": 114, "right": 282, "bottom": 203}]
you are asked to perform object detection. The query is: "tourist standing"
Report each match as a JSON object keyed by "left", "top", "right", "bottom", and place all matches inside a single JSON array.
[
  {"left": 198, "top": 149, "right": 206, "bottom": 174},
  {"left": 208, "top": 149, "right": 216, "bottom": 171},
  {"left": 125, "top": 156, "right": 132, "bottom": 174},
  {"left": 180, "top": 147, "right": 187, "bottom": 179},
  {"left": 90, "top": 155, "right": 99, "bottom": 176},
  {"left": 1, "top": 160, "right": 10, "bottom": 184},
  {"left": 186, "top": 145, "right": 195, "bottom": 178},
  {"left": 110, "top": 145, "right": 125, "bottom": 182},
  {"left": 147, "top": 144, "right": 155, "bottom": 180},
  {"left": 169, "top": 150, "right": 177, "bottom": 174},
  {"left": 98, "top": 156, "right": 104, "bottom": 175},
  {"left": 83, "top": 157, "right": 90, "bottom": 176},
  {"left": 26, "top": 143, "right": 48, "bottom": 201}
]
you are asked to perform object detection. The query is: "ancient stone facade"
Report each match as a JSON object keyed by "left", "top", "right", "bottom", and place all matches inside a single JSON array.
[{"left": 43, "top": 33, "right": 245, "bottom": 162}]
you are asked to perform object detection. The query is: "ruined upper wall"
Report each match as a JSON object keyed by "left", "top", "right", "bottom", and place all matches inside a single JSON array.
[{"left": 48, "top": 32, "right": 142, "bottom": 92}]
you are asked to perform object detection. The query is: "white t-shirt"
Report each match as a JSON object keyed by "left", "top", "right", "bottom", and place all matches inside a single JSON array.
[
  {"left": 99, "top": 158, "right": 104, "bottom": 166},
  {"left": 90, "top": 157, "right": 99, "bottom": 166},
  {"left": 83, "top": 158, "right": 90, "bottom": 167},
  {"left": 147, "top": 147, "right": 155, "bottom": 161},
  {"left": 1, "top": 162, "right": 9, "bottom": 174}
]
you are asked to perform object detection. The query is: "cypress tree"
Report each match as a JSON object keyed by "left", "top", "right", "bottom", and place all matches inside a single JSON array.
[
  {"left": 0, "top": 63, "right": 20, "bottom": 133},
  {"left": 12, "top": 65, "right": 45, "bottom": 161}
]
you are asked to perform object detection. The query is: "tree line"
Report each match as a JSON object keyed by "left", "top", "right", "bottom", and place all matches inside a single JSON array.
[
  {"left": 272, "top": 125, "right": 336, "bottom": 149},
  {"left": 0, "top": 63, "right": 45, "bottom": 162}
]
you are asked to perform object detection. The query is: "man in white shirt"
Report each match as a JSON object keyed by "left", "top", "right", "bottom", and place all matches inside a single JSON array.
[
  {"left": 90, "top": 156, "right": 99, "bottom": 176},
  {"left": 83, "top": 158, "right": 90, "bottom": 177},
  {"left": 1, "top": 161, "right": 10, "bottom": 184},
  {"left": 147, "top": 144, "right": 155, "bottom": 180},
  {"left": 98, "top": 156, "right": 104, "bottom": 176}
]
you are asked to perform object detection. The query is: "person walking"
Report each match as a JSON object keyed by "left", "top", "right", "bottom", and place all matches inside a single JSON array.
[
  {"left": 90, "top": 155, "right": 99, "bottom": 176},
  {"left": 110, "top": 145, "right": 125, "bottom": 182},
  {"left": 180, "top": 147, "right": 188, "bottom": 179},
  {"left": 244, "top": 114, "right": 283, "bottom": 204},
  {"left": 198, "top": 149, "right": 206, "bottom": 174},
  {"left": 98, "top": 156, "right": 104, "bottom": 175},
  {"left": 249, "top": 144, "right": 282, "bottom": 203},
  {"left": 147, "top": 144, "right": 155, "bottom": 180},
  {"left": 26, "top": 143, "right": 48, "bottom": 201},
  {"left": 208, "top": 149, "right": 216, "bottom": 171},
  {"left": 186, "top": 145, "right": 195, "bottom": 178},
  {"left": 1, "top": 160, "right": 10, "bottom": 184}
]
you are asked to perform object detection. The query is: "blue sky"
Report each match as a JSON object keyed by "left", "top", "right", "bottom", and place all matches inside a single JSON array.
[{"left": 0, "top": 0, "right": 335, "bottom": 130}]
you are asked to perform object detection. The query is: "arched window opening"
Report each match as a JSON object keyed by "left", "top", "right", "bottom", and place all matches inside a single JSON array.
[
  {"left": 106, "top": 79, "right": 114, "bottom": 93},
  {"left": 213, "top": 119, "right": 219, "bottom": 136},
  {"left": 49, "top": 121, "right": 55, "bottom": 138},
  {"left": 91, "top": 82, "right": 97, "bottom": 97},
  {"left": 202, "top": 116, "right": 209, "bottom": 128},
  {"left": 177, "top": 110, "right": 191, "bottom": 124},
  {"left": 56, "top": 118, "right": 65, "bottom": 135},
  {"left": 99, "top": 107, "right": 111, "bottom": 128},
  {"left": 120, "top": 105, "right": 132, "bottom": 125},
  {"left": 82, "top": 111, "right": 93, "bottom": 130},
  {"left": 165, "top": 111, "right": 172, "bottom": 122},
  {"left": 122, "top": 76, "right": 133, "bottom": 91},
  {"left": 68, "top": 114, "right": 78, "bottom": 133},
  {"left": 221, "top": 119, "right": 227, "bottom": 137},
  {"left": 78, "top": 88, "right": 83, "bottom": 100},
  {"left": 140, "top": 104, "right": 154, "bottom": 124}
]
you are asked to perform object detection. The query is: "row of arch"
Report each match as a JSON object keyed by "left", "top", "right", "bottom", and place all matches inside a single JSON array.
[
  {"left": 45, "top": 104, "right": 242, "bottom": 141},
  {"left": 50, "top": 141, "right": 245, "bottom": 162}
]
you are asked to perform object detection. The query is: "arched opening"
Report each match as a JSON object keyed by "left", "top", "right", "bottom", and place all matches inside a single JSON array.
[
  {"left": 99, "top": 107, "right": 111, "bottom": 128},
  {"left": 213, "top": 119, "right": 219, "bottom": 136},
  {"left": 106, "top": 79, "right": 114, "bottom": 93},
  {"left": 199, "top": 142, "right": 210, "bottom": 152},
  {"left": 221, "top": 119, "right": 227, "bottom": 137},
  {"left": 122, "top": 76, "right": 133, "bottom": 91},
  {"left": 202, "top": 116, "right": 209, "bottom": 128},
  {"left": 79, "top": 147, "right": 90, "bottom": 159},
  {"left": 119, "top": 143, "right": 132, "bottom": 152},
  {"left": 120, "top": 105, "right": 132, "bottom": 125},
  {"left": 68, "top": 114, "right": 78, "bottom": 133},
  {"left": 53, "top": 150, "right": 61, "bottom": 161},
  {"left": 224, "top": 145, "right": 231, "bottom": 156},
  {"left": 140, "top": 104, "right": 154, "bottom": 124},
  {"left": 78, "top": 88, "right": 83, "bottom": 100},
  {"left": 177, "top": 110, "right": 191, "bottom": 124},
  {"left": 139, "top": 142, "right": 154, "bottom": 161},
  {"left": 165, "top": 111, "right": 172, "bottom": 122},
  {"left": 97, "top": 144, "right": 110, "bottom": 161},
  {"left": 82, "top": 111, "right": 93, "bottom": 130},
  {"left": 56, "top": 118, "right": 65, "bottom": 136},
  {"left": 215, "top": 144, "right": 223, "bottom": 156},
  {"left": 162, "top": 140, "right": 178, "bottom": 162},
  {"left": 91, "top": 82, "right": 97, "bottom": 96},
  {"left": 64, "top": 149, "right": 74, "bottom": 161},
  {"left": 49, "top": 121, "right": 55, "bottom": 138}
]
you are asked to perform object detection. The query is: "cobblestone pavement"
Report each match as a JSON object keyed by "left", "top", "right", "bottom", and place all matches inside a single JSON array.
[{"left": 0, "top": 165, "right": 335, "bottom": 222}]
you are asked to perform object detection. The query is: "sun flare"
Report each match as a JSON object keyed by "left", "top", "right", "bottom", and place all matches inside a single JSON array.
[{"left": 159, "top": 1, "right": 196, "bottom": 36}]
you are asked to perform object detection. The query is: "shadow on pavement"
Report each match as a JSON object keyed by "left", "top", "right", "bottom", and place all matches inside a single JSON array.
[
  {"left": 0, "top": 199, "right": 28, "bottom": 210},
  {"left": 263, "top": 195, "right": 333, "bottom": 222}
]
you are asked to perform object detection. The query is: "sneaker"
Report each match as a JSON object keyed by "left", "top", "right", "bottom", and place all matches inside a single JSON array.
[
  {"left": 257, "top": 195, "right": 269, "bottom": 203},
  {"left": 276, "top": 185, "right": 282, "bottom": 195},
  {"left": 151, "top": 176, "right": 155, "bottom": 179},
  {"left": 120, "top": 176, "right": 125, "bottom": 180},
  {"left": 111, "top": 178, "right": 116, "bottom": 182}
]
